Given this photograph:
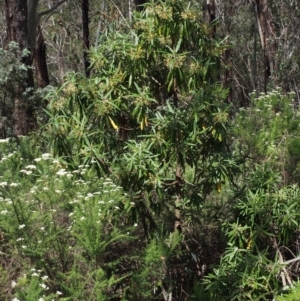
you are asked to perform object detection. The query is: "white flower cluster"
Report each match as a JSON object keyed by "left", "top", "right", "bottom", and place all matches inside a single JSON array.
[
  {"left": 0, "top": 151, "right": 17, "bottom": 162},
  {"left": 20, "top": 164, "right": 36, "bottom": 175}
]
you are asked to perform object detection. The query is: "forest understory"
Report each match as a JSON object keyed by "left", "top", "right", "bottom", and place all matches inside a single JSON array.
[{"left": 1, "top": 0, "right": 300, "bottom": 300}]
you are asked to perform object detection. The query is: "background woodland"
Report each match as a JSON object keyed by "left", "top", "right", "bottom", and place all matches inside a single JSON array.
[{"left": 1, "top": 0, "right": 300, "bottom": 300}]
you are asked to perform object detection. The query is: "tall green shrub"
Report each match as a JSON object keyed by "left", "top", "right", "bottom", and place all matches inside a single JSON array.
[{"left": 45, "top": 0, "right": 239, "bottom": 235}]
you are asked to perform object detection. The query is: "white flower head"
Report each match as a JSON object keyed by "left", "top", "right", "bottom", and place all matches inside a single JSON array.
[
  {"left": 18, "top": 224, "right": 25, "bottom": 229},
  {"left": 42, "top": 153, "right": 51, "bottom": 160},
  {"left": 20, "top": 169, "right": 32, "bottom": 175},
  {"left": 56, "top": 169, "right": 67, "bottom": 176},
  {"left": 11, "top": 280, "right": 17, "bottom": 288},
  {"left": 39, "top": 283, "right": 47, "bottom": 290},
  {"left": 25, "top": 165, "right": 36, "bottom": 170},
  {"left": 0, "top": 138, "right": 9, "bottom": 143}
]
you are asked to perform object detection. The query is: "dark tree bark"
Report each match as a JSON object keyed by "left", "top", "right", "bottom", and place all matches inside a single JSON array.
[
  {"left": 82, "top": 0, "right": 90, "bottom": 77},
  {"left": 4, "top": 0, "right": 68, "bottom": 135},
  {"left": 205, "top": 0, "right": 216, "bottom": 23},
  {"left": 134, "top": 0, "right": 147, "bottom": 11},
  {"left": 204, "top": 0, "right": 216, "bottom": 36},
  {"left": 5, "top": 0, "right": 37, "bottom": 136},
  {"left": 255, "top": 0, "right": 277, "bottom": 92},
  {"left": 5, "top": 0, "right": 30, "bottom": 52},
  {"left": 34, "top": 24, "right": 49, "bottom": 88},
  {"left": 31, "top": 0, "right": 67, "bottom": 86}
]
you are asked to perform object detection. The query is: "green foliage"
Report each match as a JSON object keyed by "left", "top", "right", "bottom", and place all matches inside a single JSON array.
[
  {"left": 1, "top": 2, "right": 241, "bottom": 299},
  {"left": 0, "top": 42, "right": 29, "bottom": 137},
  {"left": 234, "top": 186, "right": 300, "bottom": 246},
  {"left": 288, "top": 138, "right": 300, "bottom": 159},
  {"left": 277, "top": 282, "right": 300, "bottom": 301},
  {"left": 0, "top": 137, "right": 136, "bottom": 300},
  {"left": 193, "top": 89, "right": 300, "bottom": 298},
  {"left": 199, "top": 179, "right": 300, "bottom": 300},
  {"left": 45, "top": 0, "right": 239, "bottom": 233},
  {"left": 0, "top": 42, "right": 48, "bottom": 137},
  {"left": 0, "top": 42, "right": 29, "bottom": 86},
  {"left": 233, "top": 89, "right": 300, "bottom": 185},
  {"left": 41, "top": 2, "right": 242, "bottom": 298},
  {"left": 192, "top": 89, "right": 300, "bottom": 301},
  {"left": 130, "top": 231, "right": 182, "bottom": 299},
  {"left": 203, "top": 245, "right": 280, "bottom": 301},
  {"left": 3, "top": 0, "right": 300, "bottom": 300}
]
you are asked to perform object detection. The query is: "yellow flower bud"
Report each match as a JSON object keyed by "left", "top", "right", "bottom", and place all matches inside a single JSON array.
[{"left": 108, "top": 117, "right": 119, "bottom": 131}]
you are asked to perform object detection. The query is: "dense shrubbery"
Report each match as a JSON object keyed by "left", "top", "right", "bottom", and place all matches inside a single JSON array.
[
  {"left": 2, "top": 1, "right": 300, "bottom": 300},
  {"left": 0, "top": 137, "right": 139, "bottom": 300},
  {"left": 197, "top": 89, "right": 300, "bottom": 301}
]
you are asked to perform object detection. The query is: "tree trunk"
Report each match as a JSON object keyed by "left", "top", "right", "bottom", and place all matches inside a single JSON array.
[
  {"left": 174, "top": 164, "right": 183, "bottom": 233},
  {"left": 29, "top": 0, "right": 50, "bottom": 88},
  {"left": 204, "top": 0, "right": 216, "bottom": 37},
  {"left": 27, "top": 0, "right": 39, "bottom": 51},
  {"left": 255, "top": 0, "right": 277, "bottom": 92},
  {"left": 5, "top": 0, "right": 37, "bottom": 136},
  {"left": 252, "top": 1, "right": 258, "bottom": 94},
  {"left": 34, "top": 24, "right": 49, "bottom": 88},
  {"left": 82, "top": 0, "right": 90, "bottom": 77}
]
